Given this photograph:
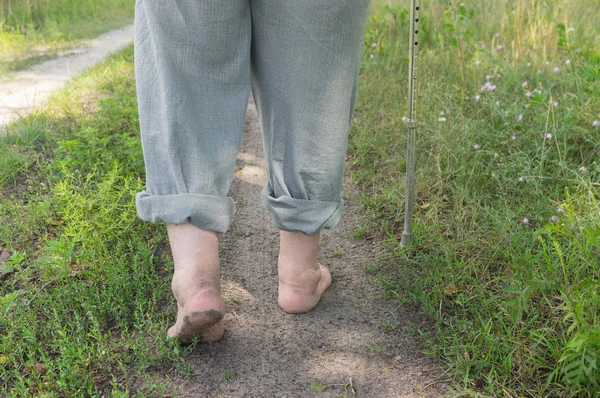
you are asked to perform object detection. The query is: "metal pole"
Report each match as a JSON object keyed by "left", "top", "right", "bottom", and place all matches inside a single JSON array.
[{"left": 400, "top": 0, "right": 421, "bottom": 248}]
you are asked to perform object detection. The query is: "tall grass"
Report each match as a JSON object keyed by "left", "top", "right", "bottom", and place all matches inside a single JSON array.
[
  {"left": 0, "top": 0, "right": 134, "bottom": 74},
  {"left": 351, "top": 0, "right": 600, "bottom": 396},
  {"left": 1, "top": 0, "right": 128, "bottom": 30}
]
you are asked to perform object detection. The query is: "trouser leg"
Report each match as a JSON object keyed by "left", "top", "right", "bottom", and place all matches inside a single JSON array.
[
  {"left": 249, "top": 0, "right": 372, "bottom": 235},
  {"left": 134, "top": 0, "right": 251, "bottom": 233}
]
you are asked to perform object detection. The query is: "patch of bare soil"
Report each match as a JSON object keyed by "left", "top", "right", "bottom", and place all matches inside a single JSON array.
[{"left": 140, "top": 96, "right": 448, "bottom": 397}]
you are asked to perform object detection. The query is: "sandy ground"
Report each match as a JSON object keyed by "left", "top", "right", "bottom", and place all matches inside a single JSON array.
[
  {"left": 0, "top": 24, "right": 134, "bottom": 130},
  {"left": 140, "top": 97, "right": 449, "bottom": 397}
]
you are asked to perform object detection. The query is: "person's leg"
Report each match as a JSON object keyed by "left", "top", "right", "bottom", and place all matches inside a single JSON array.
[
  {"left": 134, "top": 0, "right": 251, "bottom": 340},
  {"left": 249, "top": 0, "right": 371, "bottom": 312}
]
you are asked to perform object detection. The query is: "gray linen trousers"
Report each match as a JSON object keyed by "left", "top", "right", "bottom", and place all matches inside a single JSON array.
[{"left": 134, "top": 0, "right": 372, "bottom": 235}]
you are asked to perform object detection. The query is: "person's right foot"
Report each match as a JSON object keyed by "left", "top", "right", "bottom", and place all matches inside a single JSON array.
[
  {"left": 277, "top": 231, "right": 332, "bottom": 313},
  {"left": 278, "top": 263, "right": 332, "bottom": 313}
]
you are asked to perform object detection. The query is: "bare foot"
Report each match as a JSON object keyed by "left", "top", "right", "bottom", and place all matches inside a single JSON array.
[
  {"left": 278, "top": 231, "right": 332, "bottom": 313},
  {"left": 166, "top": 224, "right": 226, "bottom": 343}
]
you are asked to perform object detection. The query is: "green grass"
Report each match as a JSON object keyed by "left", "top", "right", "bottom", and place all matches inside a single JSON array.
[
  {"left": 350, "top": 0, "right": 600, "bottom": 396},
  {"left": 0, "top": 47, "right": 188, "bottom": 396},
  {"left": 0, "top": 0, "right": 135, "bottom": 76}
]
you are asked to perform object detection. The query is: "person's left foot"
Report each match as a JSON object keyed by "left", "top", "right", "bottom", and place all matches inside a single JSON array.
[{"left": 165, "top": 224, "right": 225, "bottom": 343}]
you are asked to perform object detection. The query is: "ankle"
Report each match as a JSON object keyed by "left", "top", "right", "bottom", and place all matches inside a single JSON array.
[
  {"left": 172, "top": 275, "right": 220, "bottom": 295},
  {"left": 279, "top": 231, "right": 319, "bottom": 263}
]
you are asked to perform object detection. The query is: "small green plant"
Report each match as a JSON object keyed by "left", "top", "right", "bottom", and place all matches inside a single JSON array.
[
  {"left": 330, "top": 249, "right": 344, "bottom": 258},
  {"left": 379, "top": 319, "right": 398, "bottom": 332},
  {"left": 175, "top": 359, "right": 194, "bottom": 377},
  {"left": 224, "top": 369, "right": 234, "bottom": 380},
  {"left": 365, "top": 343, "right": 384, "bottom": 353},
  {"left": 311, "top": 382, "right": 326, "bottom": 392},
  {"left": 352, "top": 222, "right": 368, "bottom": 239},
  {"left": 310, "top": 379, "right": 356, "bottom": 397}
]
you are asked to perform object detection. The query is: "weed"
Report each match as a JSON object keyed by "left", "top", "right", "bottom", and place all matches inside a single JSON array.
[
  {"left": 379, "top": 319, "right": 398, "bottom": 332},
  {"left": 365, "top": 343, "right": 384, "bottom": 353},
  {"left": 330, "top": 248, "right": 344, "bottom": 258}
]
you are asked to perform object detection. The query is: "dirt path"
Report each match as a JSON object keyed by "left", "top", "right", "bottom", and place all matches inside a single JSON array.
[
  {"left": 149, "top": 97, "right": 448, "bottom": 397},
  {"left": 0, "top": 24, "right": 134, "bottom": 130}
]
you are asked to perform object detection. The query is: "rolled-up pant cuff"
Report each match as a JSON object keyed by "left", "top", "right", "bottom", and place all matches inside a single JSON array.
[
  {"left": 135, "top": 191, "right": 234, "bottom": 233},
  {"left": 261, "top": 185, "right": 343, "bottom": 236}
]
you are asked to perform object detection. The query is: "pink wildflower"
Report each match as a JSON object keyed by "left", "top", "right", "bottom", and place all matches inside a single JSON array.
[{"left": 480, "top": 82, "right": 496, "bottom": 92}]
